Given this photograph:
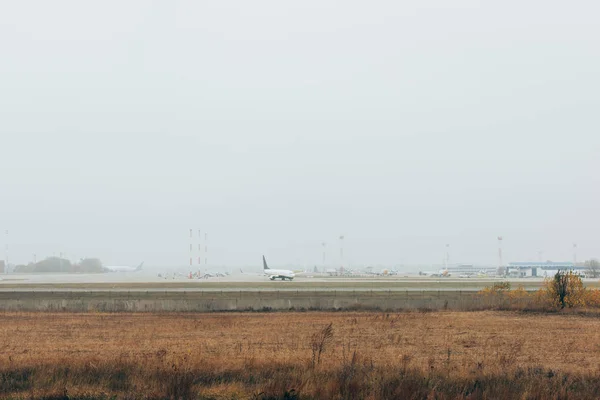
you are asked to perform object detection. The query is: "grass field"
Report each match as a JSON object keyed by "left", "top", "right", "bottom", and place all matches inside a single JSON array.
[{"left": 2, "top": 311, "right": 600, "bottom": 399}]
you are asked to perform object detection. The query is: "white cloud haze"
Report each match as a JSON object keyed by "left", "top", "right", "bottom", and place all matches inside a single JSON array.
[{"left": 1, "top": 1, "right": 599, "bottom": 268}]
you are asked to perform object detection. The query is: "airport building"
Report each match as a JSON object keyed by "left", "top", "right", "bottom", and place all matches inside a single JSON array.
[
  {"left": 507, "top": 262, "right": 586, "bottom": 278},
  {"left": 447, "top": 264, "right": 497, "bottom": 277}
]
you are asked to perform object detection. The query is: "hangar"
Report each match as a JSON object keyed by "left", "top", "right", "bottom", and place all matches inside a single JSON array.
[{"left": 507, "top": 261, "right": 586, "bottom": 278}]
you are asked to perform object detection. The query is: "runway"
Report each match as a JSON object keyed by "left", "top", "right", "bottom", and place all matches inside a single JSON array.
[
  {"left": 0, "top": 271, "right": 583, "bottom": 291},
  {"left": 0, "top": 272, "right": 593, "bottom": 312}
]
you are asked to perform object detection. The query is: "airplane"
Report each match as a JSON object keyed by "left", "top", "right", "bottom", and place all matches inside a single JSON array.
[
  {"left": 263, "top": 256, "right": 295, "bottom": 281},
  {"left": 365, "top": 267, "right": 399, "bottom": 276},
  {"left": 198, "top": 272, "right": 227, "bottom": 279},
  {"left": 103, "top": 262, "right": 144, "bottom": 273},
  {"left": 419, "top": 268, "right": 450, "bottom": 277},
  {"left": 378, "top": 268, "right": 399, "bottom": 276}
]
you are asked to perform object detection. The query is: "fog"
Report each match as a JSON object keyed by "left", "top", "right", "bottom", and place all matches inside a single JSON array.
[{"left": 1, "top": 1, "right": 599, "bottom": 268}]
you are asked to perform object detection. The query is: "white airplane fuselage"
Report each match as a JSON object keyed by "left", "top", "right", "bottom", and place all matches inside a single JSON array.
[
  {"left": 262, "top": 256, "right": 295, "bottom": 280},
  {"left": 104, "top": 266, "right": 138, "bottom": 272},
  {"left": 264, "top": 268, "right": 296, "bottom": 280},
  {"left": 104, "top": 262, "right": 143, "bottom": 273}
]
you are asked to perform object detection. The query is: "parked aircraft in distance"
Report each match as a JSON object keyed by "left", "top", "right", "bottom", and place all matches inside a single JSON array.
[
  {"left": 419, "top": 268, "right": 450, "bottom": 277},
  {"left": 197, "top": 271, "right": 228, "bottom": 279},
  {"left": 263, "top": 256, "right": 295, "bottom": 281},
  {"left": 103, "top": 262, "right": 144, "bottom": 273}
]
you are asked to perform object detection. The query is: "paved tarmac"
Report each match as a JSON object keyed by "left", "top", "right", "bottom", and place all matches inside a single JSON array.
[{"left": 0, "top": 271, "right": 558, "bottom": 291}]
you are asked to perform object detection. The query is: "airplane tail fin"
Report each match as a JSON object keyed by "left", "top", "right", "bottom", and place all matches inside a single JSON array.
[
  {"left": 136, "top": 262, "right": 144, "bottom": 271},
  {"left": 263, "top": 255, "right": 270, "bottom": 270}
]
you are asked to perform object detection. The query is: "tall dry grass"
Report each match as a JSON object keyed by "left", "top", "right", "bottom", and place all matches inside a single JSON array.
[{"left": 1, "top": 311, "right": 600, "bottom": 399}]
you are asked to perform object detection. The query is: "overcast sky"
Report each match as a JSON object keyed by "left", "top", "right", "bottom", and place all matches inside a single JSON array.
[{"left": 1, "top": 1, "right": 599, "bottom": 268}]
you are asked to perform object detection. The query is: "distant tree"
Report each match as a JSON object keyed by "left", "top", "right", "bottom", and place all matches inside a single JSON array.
[
  {"left": 78, "top": 258, "right": 104, "bottom": 273},
  {"left": 14, "top": 264, "right": 33, "bottom": 273},
  {"left": 585, "top": 259, "right": 600, "bottom": 279},
  {"left": 34, "top": 257, "right": 72, "bottom": 273},
  {"left": 13, "top": 258, "right": 103, "bottom": 273},
  {"left": 546, "top": 271, "right": 585, "bottom": 309}
]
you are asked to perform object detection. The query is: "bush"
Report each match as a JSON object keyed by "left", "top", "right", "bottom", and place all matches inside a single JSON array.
[
  {"left": 542, "top": 271, "right": 586, "bottom": 309},
  {"left": 478, "top": 282, "right": 511, "bottom": 295},
  {"left": 478, "top": 271, "right": 599, "bottom": 311}
]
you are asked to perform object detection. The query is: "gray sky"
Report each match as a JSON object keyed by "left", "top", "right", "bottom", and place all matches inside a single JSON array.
[{"left": 1, "top": 1, "right": 599, "bottom": 268}]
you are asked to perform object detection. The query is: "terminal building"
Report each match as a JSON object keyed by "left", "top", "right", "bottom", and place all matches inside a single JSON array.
[
  {"left": 507, "top": 262, "right": 586, "bottom": 278},
  {"left": 447, "top": 264, "right": 498, "bottom": 277}
]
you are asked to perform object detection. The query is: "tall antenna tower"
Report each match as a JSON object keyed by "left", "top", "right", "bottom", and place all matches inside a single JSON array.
[
  {"left": 189, "top": 229, "right": 205, "bottom": 268},
  {"left": 189, "top": 229, "right": 193, "bottom": 267},
  {"left": 339, "top": 235, "right": 345, "bottom": 272},
  {"left": 322, "top": 242, "right": 327, "bottom": 267},
  {"left": 497, "top": 236, "right": 504, "bottom": 275},
  {"left": 4, "top": 230, "right": 8, "bottom": 269},
  {"left": 198, "top": 230, "right": 202, "bottom": 266}
]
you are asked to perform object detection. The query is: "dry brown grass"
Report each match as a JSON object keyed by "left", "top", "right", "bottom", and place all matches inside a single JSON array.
[{"left": 2, "top": 311, "right": 600, "bottom": 399}]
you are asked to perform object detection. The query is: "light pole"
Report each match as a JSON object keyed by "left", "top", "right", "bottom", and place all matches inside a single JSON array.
[
  {"left": 497, "top": 236, "right": 504, "bottom": 276},
  {"left": 339, "top": 235, "right": 345, "bottom": 272},
  {"left": 189, "top": 228, "right": 193, "bottom": 267},
  {"left": 4, "top": 230, "right": 8, "bottom": 270},
  {"left": 198, "top": 229, "right": 202, "bottom": 271}
]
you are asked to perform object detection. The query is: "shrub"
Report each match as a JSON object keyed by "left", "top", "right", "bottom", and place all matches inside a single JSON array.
[
  {"left": 542, "top": 271, "right": 586, "bottom": 309},
  {"left": 478, "top": 281, "right": 511, "bottom": 296}
]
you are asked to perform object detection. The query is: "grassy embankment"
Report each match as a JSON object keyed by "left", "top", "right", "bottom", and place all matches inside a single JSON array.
[{"left": 2, "top": 311, "right": 600, "bottom": 399}]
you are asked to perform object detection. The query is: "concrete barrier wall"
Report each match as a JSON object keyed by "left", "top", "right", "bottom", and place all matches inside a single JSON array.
[{"left": 0, "top": 290, "right": 527, "bottom": 312}]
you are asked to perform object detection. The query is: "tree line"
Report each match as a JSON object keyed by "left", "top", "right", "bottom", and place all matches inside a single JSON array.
[{"left": 14, "top": 257, "right": 103, "bottom": 273}]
